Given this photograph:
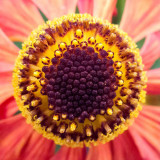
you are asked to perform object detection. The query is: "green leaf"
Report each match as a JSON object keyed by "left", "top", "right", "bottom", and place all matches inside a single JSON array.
[
  {"left": 14, "top": 110, "right": 21, "bottom": 115},
  {"left": 151, "top": 58, "right": 160, "bottom": 69},
  {"left": 55, "top": 145, "right": 61, "bottom": 153},
  {"left": 14, "top": 42, "right": 22, "bottom": 49},
  {"left": 39, "top": 9, "right": 48, "bottom": 22},
  {"left": 136, "top": 38, "right": 145, "bottom": 49},
  {"left": 76, "top": 6, "right": 80, "bottom": 13},
  {"left": 112, "top": 0, "right": 126, "bottom": 24}
]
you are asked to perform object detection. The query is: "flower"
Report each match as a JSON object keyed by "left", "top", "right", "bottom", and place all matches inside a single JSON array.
[{"left": 0, "top": 0, "right": 160, "bottom": 160}]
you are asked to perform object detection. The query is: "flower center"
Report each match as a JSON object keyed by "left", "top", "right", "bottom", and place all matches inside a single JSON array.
[{"left": 13, "top": 14, "right": 146, "bottom": 147}]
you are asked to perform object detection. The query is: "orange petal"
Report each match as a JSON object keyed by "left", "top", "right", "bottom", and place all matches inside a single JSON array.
[
  {"left": 0, "top": 29, "right": 19, "bottom": 65},
  {"left": 129, "top": 130, "right": 160, "bottom": 160},
  {"left": 0, "top": 62, "right": 14, "bottom": 72},
  {"left": 140, "top": 32, "right": 160, "bottom": 70},
  {"left": 32, "top": 0, "right": 78, "bottom": 20},
  {"left": 120, "top": 0, "right": 160, "bottom": 42},
  {"left": 50, "top": 146, "right": 86, "bottom": 160},
  {"left": 112, "top": 131, "right": 142, "bottom": 160},
  {"left": 0, "top": 71, "right": 13, "bottom": 105},
  {"left": 131, "top": 105, "right": 160, "bottom": 153},
  {"left": 146, "top": 68, "right": 160, "bottom": 94},
  {"left": 0, "top": 115, "right": 55, "bottom": 160},
  {"left": 78, "top": 0, "right": 117, "bottom": 22},
  {"left": 0, "top": 0, "right": 44, "bottom": 41},
  {"left": 87, "top": 143, "right": 112, "bottom": 160},
  {"left": 78, "top": 0, "right": 93, "bottom": 15},
  {"left": 0, "top": 96, "right": 18, "bottom": 120}
]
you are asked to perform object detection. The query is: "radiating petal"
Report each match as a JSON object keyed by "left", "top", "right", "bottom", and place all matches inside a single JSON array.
[
  {"left": 0, "top": 71, "right": 13, "bottom": 105},
  {"left": 87, "top": 143, "right": 112, "bottom": 160},
  {"left": 0, "top": 0, "right": 44, "bottom": 41},
  {"left": 120, "top": 0, "right": 160, "bottom": 42},
  {"left": 78, "top": 0, "right": 93, "bottom": 15},
  {"left": 140, "top": 32, "right": 160, "bottom": 70},
  {"left": 0, "top": 29, "right": 19, "bottom": 65},
  {"left": 0, "top": 96, "right": 18, "bottom": 120},
  {"left": 131, "top": 105, "right": 160, "bottom": 154},
  {"left": 50, "top": 146, "right": 86, "bottom": 160},
  {"left": 32, "top": 0, "right": 78, "bottom": 20},
  {"left": 78, "top": 0, "right": 117, "bottom": 22},
  {"left": 0, "top": 62, "right": 14, "bottom": 72},
  {"left": 0, "top": 115, "right": 55, "bottom": 160},
  {"left": 129, "top": 130, "right": 160, "bottom": 160},
  {"left": 112, "top": 131, "right": 142, "bottom": 160},
  {"left": 146, "top": 68, "right": 160, "bottom": 94}
]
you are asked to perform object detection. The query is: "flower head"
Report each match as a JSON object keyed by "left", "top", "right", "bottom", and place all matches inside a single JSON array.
[
  {"left": 13, "top": 13, "right": 146, "bottom": 147},
  {"left": 0, "top": 0, "right": 160, "bottom": 159}
]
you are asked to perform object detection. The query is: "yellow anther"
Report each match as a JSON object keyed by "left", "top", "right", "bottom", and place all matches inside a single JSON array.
[
  {"left": 107, "top": 108, "right": 113, "bottom": 115},
  {"left": 118, "top": 79, "right": 124, "bottom": 86},
  {"left": 116, "top": 99, "right": 123, "bottom": 106},
  {"left": 41, "top": 57, "right": 50, "bottom": 65},
  {"left": 54, "top": 50, "right": 62, "bottom": 57},
  {"left": 130, "top": 98, "right": 138, "bottom": 106},
  {"left": 86, "top": 127, "right": 92, "bottom": 137},
  {"left": 62, "top": 113, "right": 67, "bottom": 119},
  {"left": 116, "top": 71, "right": 122, "bottom": 78},
  {"left": 107, "top": 51, "right": 114, "bottom": 58},
  {"left": 27, "top": 84, "right": 37, "bottom": 92},
  {"left": 21, "top": 94, "right": 30, "bottom": 101},
  {"left": 129, "top": 72, "right": 138, "bottom": 78},
  {"left": 59, "top": 42, "right": 67, "bottom": 51},
  {"left": 115, "top": 61, "right": 122, "bottom": 68},
  {"left": 31, "top": 99, "right": 39, "bottom": 107},
  {"left": 19, "top": 77, "right": 28, "bottom": 83},
  {"left": 49, "top": 105, "right": 54, "bottom": 110},
  {"left": 95, "top": 43, "right": 104, "bottom": 51},
  {"left": 88, "top": 37, "right": 96, "bottom": 44},
  {"left": 100, "top": 109, "right": 105, "bottom": 115},
  {"left": 71, "top": 39, "right": 79, "bottom": 47},
  {"left": 70, "top": 122, "right": 77, "bottom": 131},
  {"left": 59, "top": 125, "right": 66, "bottom": 133},
  {"left": 40, "top": 78, "right": 47, "bottom": 86},
  {"left": 75, "top": 29, "right": 83, "bottom": 38},
  {"left": 53, "top": 114, "right": 59, "bottom": 121},
  {"left": 89, "top": 115, "right": 96, "bottom": 121},
  {"left": 80, "top": 41, "right": 87, "bottom": 49},
  {"left": 33, "top": 70, "right": 42, "bottom": 79}
]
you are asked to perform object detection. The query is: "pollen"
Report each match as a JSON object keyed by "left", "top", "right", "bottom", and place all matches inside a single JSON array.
[{"left": 13, "top": 14, "right": 146, "bottom": 147}]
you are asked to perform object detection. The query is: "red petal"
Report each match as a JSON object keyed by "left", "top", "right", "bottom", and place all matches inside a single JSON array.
[
  {"left": 141, "top": 32, "right": 160, "bottom": 70},
  {"left": 0, "top": 71, "right": 13, "bottom": 105},
  {"left": 78, "top": 0, "right": 93, "bottom": 15},
  {"left": 0, "top": 29, "right": 19, "bottom": 65},
  {"left": 50, "top": 146, "right": 86, "bottom": 160},
  {"left": 32, "top": 0, "right": 78, "bottom": 20},
  {"left": 0, "top": 62, "right": 14, "bottom": 72},
  {"left": 129, "top": 130, "right": 160, "bottom": 160},
  {"left": 112, "top": 131, "right": 142, "bottom": 160},
  {"left": 0, "top": 115, "right": 55, "bottom": 160},
  {"left": 0, "top": 96, "right": 18, "bottom": 120},
  {"left": 78, "top": 0, "right": 117, "bottom": 22},
  {"left": 0, "top": 0, "right": 44, "bottom": 41},
  {"left": 146, "top": 68, "right": 160, "bottom": 94},
  {"left": 87, "top": 143, "right": 112, "bottom": 160},
  {"left": 131, "top": 105, "right": 160, "bottom": 154},
  {"left": 120, "top": 0, "right": 160, "bottom": 42}
]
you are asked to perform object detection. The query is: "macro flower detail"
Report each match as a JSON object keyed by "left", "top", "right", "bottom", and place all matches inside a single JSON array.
[
  {"left": 1, "top": 0, "right": 160, "bottom": 159},
  {"left": 13, "top": 14, "right": 146, "bottom": 147}
]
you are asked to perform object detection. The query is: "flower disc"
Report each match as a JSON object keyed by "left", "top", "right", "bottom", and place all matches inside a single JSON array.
[{"left": 13, "top": 14, "right": 147, "bottom": 147}]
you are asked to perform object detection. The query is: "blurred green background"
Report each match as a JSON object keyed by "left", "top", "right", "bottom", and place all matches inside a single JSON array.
[{"left": 13, "top": 0, "right": 160, "bottom": 152}]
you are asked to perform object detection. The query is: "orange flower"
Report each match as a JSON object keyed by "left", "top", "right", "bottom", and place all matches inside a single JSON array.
[{"left": 0, "top": 0, "right": 160, "bottom": 160}]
